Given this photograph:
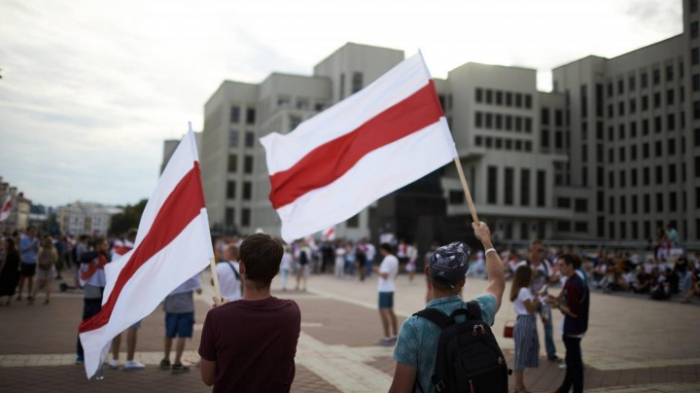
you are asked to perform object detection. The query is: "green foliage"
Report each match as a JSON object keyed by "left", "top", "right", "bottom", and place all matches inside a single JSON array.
[{"left": 109, "top": 199, "right": 147, "bottom": 236}]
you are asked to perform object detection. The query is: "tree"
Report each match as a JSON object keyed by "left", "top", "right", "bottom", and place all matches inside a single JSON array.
[{"left": 109, "top": 199, "right": 147, "bottom": 236}]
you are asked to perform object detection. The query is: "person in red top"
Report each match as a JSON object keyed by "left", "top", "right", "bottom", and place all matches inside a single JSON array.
[{"left": 199, "top": 234, "right": 301, "bottom": 393}]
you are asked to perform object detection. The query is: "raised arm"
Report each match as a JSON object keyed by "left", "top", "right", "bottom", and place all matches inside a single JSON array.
[{"left": 473, "top": 222, "right": 506, "bottom": 311}]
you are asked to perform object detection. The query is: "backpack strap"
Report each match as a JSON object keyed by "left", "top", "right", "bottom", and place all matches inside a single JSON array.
[
  {"left": 465, "top": 301, "right": 483, "bottom": 321},
  {"left": 227, "top": 262, "right": 241, "bottom": 281},
  {"left": 413, "top": 308, "right": 451, "bottom": 329}
]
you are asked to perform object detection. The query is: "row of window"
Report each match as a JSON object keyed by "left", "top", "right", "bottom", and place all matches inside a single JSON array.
[
  {"left": 225, "top": 207, "right": 251, "bottom": 227},
  {"left": 474, "top": 112, "right": 534, "bottom": 132},
  {"left": 487, "top": 167, "right": 546, "bottom": 207},
  {"left": 475, "top": 88, "right": 533, "bottom": 109},
  {"left": 226, "top": 180, "right": 252, "bottom": 200},
  {"left": 276, "top": 96, "right": 326, "bottom": 112},
  {"left": 605, "top": 192, "right": 685, "bottom": 216},
  {"left": 230, "top": 106, "right": 256, "bottom": 125},
  {"left": 540, "top": 108, "right": 564, "bottom": 127},
  {"left": 227, "top": 154, "right": 254, "bottom": 174},
  {"left": 603, "top": 63, "right": 681, "bottom": 98},
  {"left": 582, "top": 138, "right": 683, "bottom": 165},
  {"left": 474, "top": 136, "right": 533, "bottom": 152},
  {"left": 229, "top": 130, "right": 256, "bottom": 148},
  {"left": 555, "top": 220, "right": 589, "bottom": 233},
  {"left": 602, "top": 89, "right": 682, "bottom": 118}
]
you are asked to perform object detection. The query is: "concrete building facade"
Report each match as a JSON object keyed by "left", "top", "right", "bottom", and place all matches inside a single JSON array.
[
  {"left": 56, "top": 202, "right": 122, "bottom": 236},
  {"left": 199, "top": 1, "right": 699, "bottom": 248}
]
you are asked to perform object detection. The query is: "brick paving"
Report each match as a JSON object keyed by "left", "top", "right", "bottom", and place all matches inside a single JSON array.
[{"left": 0, "top": 274, "right": 698, "bottom": 392}]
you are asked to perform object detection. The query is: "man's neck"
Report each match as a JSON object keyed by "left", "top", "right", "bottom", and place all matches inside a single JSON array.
[{"left": 242, "top": 285, "right": 272, "bottom": 301}]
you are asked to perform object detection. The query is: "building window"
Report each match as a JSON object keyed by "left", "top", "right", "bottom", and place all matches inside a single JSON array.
[
  {"left": 557, "top": 197, "right": 571, "bottom": 208},
  {"left": 504, "top": 168, "right": 514, "bottom": 205},
  {"left": 486, "top": 90, "right": 493, "bottom": 104},
  {"left": 668, "top": 114, "right": 675, "bottom": 131},
  {"left": 290, "top": 115, "right": 302, "bottom": 131},
  {"left": 670, "top": 191, "right": 677, "bottom": 212},
  {"left": 668, "top": 139, "right": 676, "bottom": 155},
  {"left": 557, "top": 221, "right": 571, "bottom": 232},
  {"left": 226, "top": 181, "right": 236, "bottom": 199},
  {"left": 475, "top": 88, "right": 483, "bottom": 102},
  {"left": 631, "top": 168, "right": 638, "bottom": 186},
  {"left": 515, "top": 93, "right": 522, "bottom": 107},
  {"left": 245, "top": 108, "right": 256, "bottom": 125},
  {"left": 495, "top": 91, "right": 503, "bottom": 105},
  {"left": 227, "top": 154, "right": 238, "bottom": 172},
  {"left": 632, "top": 195, "right": 638, "bottom": 213},
  {"left": 475, "top": 112, "right": 483, "bottom": 127},
  {"left": 642, "top": 96, "right": 649, "bottom": 111},
  {"left": 653, "top": 69, "right": 660, "bottom": 84},
  {"left": 243, "top": 182, "right": 252, "bottom": 200},
  {"left": 536, "top": 170, "right": 546, "bottom": 207},
  {"left": 574, "top": 198, "right": 588, "bottom": 213},
  {"left": 643, "top": 167, "right": 650, "bottom": 185},
  {"left": 245, "top": 131, "right": 255, "bottom": 147},
  {"left": 541, "top": 129, "right": 550, "bottom": 149},
  {"left": 229, "top": 130, "right": 239, "bottom": 147},
  {"left": 609, "top": 196, "right": 615, "bottom": 214},
  {"left": 644, "top": 194, "right": 650, "bottom": 213},
  {"left": 580, "top": 85, "right": 588, "bottom": 118},
  {"left": 351, "top": 72, "right": 363, "bottom": 94},
  {"left": 449, "top": 190, "right": 464, "bottom": 204},
  {"left": 487, "top": 166, "right": 498, "bottom": 204},
  {"left": 643, "top": 142, "right": 650, "bottom": 158},
  {"left": 230, "top": 106, "right": 240, "bottom": 123},
  {"left": 693, "top": 48, "right": 700, "bottom": 65},
  {"left": 655, "top": 141, "right": 663, "bottom": 157},
  {"left": 525, "top": 95, "right": 532, "bottom": 109},
  {"left": 243, "top": 156, "right": 253, "bottom": 174},
  {"left": 541, "top": 108, "right": 550, "bottom": 125},
  {"left": 241, "top": 208, "right": 250, "bottom": 227},
  {"left": 225, "top": 208, "right": 235, "bottom": 226},
  {"left": 656, "top": 193, "right": 664, "bottom": 213},
  {"left": 641, "top": 72, "right": 648, "bottom": 88},
  {"left": 631, "top": 145, "right": 637, "bottom": 161},
  {"left": 346, "top": 213, "right": 360, "bottom": 228},
  {"left": 505, "top": 92, "right": 513, "bottom": 106},
  {"left": 521, "top": 169, "right": 530, "bottom": 206},
  {"left": 666, "top": 65, "right": 674, "bottom": 82}
]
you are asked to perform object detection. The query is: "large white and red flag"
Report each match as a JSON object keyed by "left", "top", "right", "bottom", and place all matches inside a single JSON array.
[
  {"left": 261, "top": 52, "right": 457, "bottom": 243},
  {"left": 78, "top": 128, "right": 214, "bottom": 379},
  {"left": 0, "top": 195, "right": 11, "bottom": 222}
]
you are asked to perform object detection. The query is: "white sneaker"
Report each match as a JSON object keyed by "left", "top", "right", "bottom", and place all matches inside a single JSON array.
[
  {"left": 108, "top": 359, "right": 119, "bottom": 370},
  {"left": 124, "top": 360, "right": 145, "bottom": 371}
]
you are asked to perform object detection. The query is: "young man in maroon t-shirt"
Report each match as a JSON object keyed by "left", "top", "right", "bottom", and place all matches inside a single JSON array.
[{"left": 199, "top": 234, "right": 301, "bottom": 393}]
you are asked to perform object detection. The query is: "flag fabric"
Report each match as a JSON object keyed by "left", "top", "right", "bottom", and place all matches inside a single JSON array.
[
  {"left": 78, "top": 128, "right": 214, "bottom": 379},
  {"left": 260, "top": 52, "right": 458, "bottom": 243},
  {"left": 0, "top": 195, "right": 11, "bottom": 222},
  {"left": 323, "top": 226, "right": 336, "bottom": 241}
]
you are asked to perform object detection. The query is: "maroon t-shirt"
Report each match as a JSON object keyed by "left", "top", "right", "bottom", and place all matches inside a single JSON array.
[{"left": 199, "top": 297, "right": 301, "bottom": 393}]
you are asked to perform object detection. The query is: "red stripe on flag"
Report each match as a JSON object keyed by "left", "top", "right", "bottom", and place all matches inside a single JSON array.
[
  {"left": 79, "top": 163, "right": 205, "bottom": 333},
  {"left": 269, "top": 80, "right": 443, "bottom": 209}
]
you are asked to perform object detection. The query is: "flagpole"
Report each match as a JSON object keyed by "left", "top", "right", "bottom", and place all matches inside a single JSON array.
[
  {"left": 453, "top": 157, "right": 479, "bottom": 224},
  {"left": 209, "top": 257, "right": 223, "bottom": 301}
]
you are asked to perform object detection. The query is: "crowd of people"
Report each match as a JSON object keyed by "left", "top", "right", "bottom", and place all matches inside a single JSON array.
[{"left": 1, "top": 224, "right": 698, "bottom": 392}]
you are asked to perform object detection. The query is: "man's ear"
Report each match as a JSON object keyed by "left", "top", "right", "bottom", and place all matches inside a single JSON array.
[
  {"left": 239, "top": 260, "right": 246, "bottom": 275},
  {"left": 457, "top": 276, "right": 467, "bottom": 289}
]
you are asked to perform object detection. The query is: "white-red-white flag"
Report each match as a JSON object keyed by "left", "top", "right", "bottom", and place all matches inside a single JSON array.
[
  {"left": 323, "top": 226, "right": 336, "bottom": 241},
  {"left": 78, "top": 128, "right": 214, "bottom": 379},
  {"left": 261, "top": 52, "right": 457, "bottom": 243},
  {"left": 0, "top": 195, "right": 11, "bottom": 222}
]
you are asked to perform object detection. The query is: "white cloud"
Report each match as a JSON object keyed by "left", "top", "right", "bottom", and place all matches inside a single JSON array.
[{"left": 0, "top": 0, "right": 683, "bottom": 207}]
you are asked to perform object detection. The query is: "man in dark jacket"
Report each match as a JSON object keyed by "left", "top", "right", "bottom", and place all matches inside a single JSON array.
[{"left": 553, "top": 254, "right": 590, "bottom": 393}]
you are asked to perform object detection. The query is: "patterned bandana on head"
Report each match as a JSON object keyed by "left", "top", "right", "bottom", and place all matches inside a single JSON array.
[{"left": 429, "top": 241, "right": 471, "bottom": 288}]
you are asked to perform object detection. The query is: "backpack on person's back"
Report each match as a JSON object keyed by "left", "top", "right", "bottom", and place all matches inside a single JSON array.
[
  {"left": 414, "top": 301, "right": 510, "bottom": 393},
  {"left": 299, "top": 249, "right": 309, "bottom": 266}
]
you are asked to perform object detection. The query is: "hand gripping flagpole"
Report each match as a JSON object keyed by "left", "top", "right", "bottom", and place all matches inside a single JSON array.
[
  {"left": 188, "top": 121, "right": 223, "bottom": 302},
  {"left": 453, "top": 157, "right": 479, "bottom": 224}
]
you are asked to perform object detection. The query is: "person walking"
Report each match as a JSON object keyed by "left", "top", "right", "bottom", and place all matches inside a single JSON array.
[
  {"left": 0, "top": 238, "right": 20, "bottom": 306},
  {"left": 17, "top": 227, "right": 40, "bottom": 304},
  {"left": 34, "top": 236, "right": 58, "bottom": 305},
  {"left": 161, "top": 274, "right": 201, "bottom": 374},
  {"left": 374, "top": 243, "right": 399, "bottom": 346},
  {"left": 76, "top": 237, "right": 109, "bottom": 364}
]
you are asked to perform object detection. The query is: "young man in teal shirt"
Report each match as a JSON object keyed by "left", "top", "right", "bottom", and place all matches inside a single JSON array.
[{"left": 389, "top": 222, "right": 506, "bottom": 393}]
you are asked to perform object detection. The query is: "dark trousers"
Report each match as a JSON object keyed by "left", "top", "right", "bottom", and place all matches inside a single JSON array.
[
  {"left": 559, "top": 335, "right": 583, "bottom": 393},
  {"left": 76, "top": 298, "right": 102, "bottom": 357}
]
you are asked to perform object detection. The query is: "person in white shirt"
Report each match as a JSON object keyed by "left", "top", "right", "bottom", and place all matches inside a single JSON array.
[
  {"left": 374, "top": 243, "right": 399, "bottom": 345},
  {"left": 279, "top": 245, "right": 293, "bottom": 291},
  {"left": 510, "top": 264, "right": 545, "bottom": 393},
  {"left": 216, "top": 245, "right": 242, "bottom": 302}
]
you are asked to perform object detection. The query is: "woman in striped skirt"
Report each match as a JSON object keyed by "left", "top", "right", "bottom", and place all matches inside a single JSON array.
[{"left": 511, "top": 264, "right": 544, "bottom": 393}]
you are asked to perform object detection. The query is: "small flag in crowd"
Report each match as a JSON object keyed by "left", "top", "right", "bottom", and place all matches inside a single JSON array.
[
  {"left": 78, "top": 127, "right": 214, "bottom": 379},
  {"left": 0, "top": 195, "right": 11, "bottom": 222},
  {"left": 323, "top": 226, "right": 336, "bottom": 241},
  {"left": 261, "top": 52, "right": 458, "bottom": 243}
]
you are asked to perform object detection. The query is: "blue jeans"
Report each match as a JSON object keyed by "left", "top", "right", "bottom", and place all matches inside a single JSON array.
[{"left": 539, "top": 303, "right": 557, "bottom": 358}]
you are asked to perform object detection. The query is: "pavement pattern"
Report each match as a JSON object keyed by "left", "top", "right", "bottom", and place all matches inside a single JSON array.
[{"left": 0, "top": 270, "right": 698, "bottom": 392}]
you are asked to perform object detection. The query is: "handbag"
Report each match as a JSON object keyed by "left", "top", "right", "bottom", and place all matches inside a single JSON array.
[{"left": 503, "top": 320, "right": 515, "bottom": 338}]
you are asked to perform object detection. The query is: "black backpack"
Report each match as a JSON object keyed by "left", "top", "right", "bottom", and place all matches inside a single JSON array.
[
  {"left": 299, "top": 249, "right": 308, "bottom": 266},
  {"left": 414, "top": 301, "right": 510, "bottom": 393}
]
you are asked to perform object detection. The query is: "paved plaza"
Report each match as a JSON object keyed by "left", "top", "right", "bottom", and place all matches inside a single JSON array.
[{"left": 0, "top": 271, "right": 698, "bottom": 392}]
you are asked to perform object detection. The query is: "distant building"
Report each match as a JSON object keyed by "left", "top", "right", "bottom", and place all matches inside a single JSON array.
[
  {"left": 161, "top": 132, "right": 202, "bottom": 174},
  {"left": 56, "top": 202, "right": 122, "bottom": 236},
  {"left": 0, "top": 177, "right": 32, "bottom": 233}
]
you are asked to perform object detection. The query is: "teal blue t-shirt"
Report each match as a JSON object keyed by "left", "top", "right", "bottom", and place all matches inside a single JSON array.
[{"left": 392, "top": 294, "right": 497, "bottom": 393}]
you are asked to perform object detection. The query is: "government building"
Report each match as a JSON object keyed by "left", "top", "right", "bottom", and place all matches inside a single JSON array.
[{"left": 200, "top": 0, "right": 699, "bottom": 249}]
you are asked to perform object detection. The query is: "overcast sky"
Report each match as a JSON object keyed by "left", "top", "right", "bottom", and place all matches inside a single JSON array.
[{"left": 0, "top": 0, "right": 683, "bottom": 207}]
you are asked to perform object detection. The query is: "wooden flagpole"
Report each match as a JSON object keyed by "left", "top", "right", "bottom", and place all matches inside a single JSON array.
[
  {"left": 209, "top": 257, "right": 222, "bottom": 301},
  {"left": 453, "top": 157, "right": 479, "bottom": 224}
]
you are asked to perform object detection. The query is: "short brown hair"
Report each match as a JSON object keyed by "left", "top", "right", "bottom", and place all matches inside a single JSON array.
[{"left": 239, "top": 234, "right": 283, "bottom": 287}]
